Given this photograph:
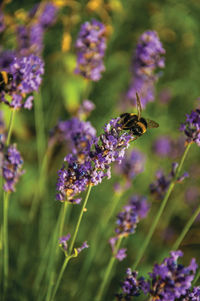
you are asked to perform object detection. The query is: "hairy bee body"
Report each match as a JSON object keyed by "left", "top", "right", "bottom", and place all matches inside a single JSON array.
[
  {"left": 119, "top": 94, "right": 159, "bottom": 138},
  {"left": 0, "top": 71, "right": 13, "bottom": 92}
]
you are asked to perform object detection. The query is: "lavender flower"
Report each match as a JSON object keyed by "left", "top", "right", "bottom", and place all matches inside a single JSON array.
[
  {"left": 180, "top": 109, "right": 200, "bottom": 146},
  {"left": 114, "top": 149, "right": 145, "bottom": 190},
  {"left": 0, "top": 53, "right": 44, "bottom": 109},
  {"left": 117, "top": 251, "right": 198, "bottom": 301},
  {"left": 127, "top": 30, "right": 165, "bottom": 108},
  {"left": 109, "top": 195, "right": 149, "bottom": 261},
  {"left": 56, "top": 118, "right": 133, "bottom": 203},
  {"left": 16, "top": 2, "right": 58, "bottom": 56},
  {"left": 116, "top": 269, "right": 148, "bottom": 300},
  {"left": 150, "top": 163, "right": 189, "bottom": 200},
  {"left": 1, "top": 144, "right": 24, "bottom": 192},
  {"left": 147, "top": 251, "right": 198, "bottom": 301},
  {"left": 74, "top": 19, "right": 106, "bottom": 81},
  {"left": 0, "top": 8, "right": 5, "bottom": 33},
  {"left": 77, "top": 100, "right": 96, "bottom": 119},
  {"left": 59, "top": 233, "right": 89, "bottom": 255},
  {"left": 153, "top": 136, "right": 172, "bottom": 157},
  {"left": 50, "top": 117, "right": 96, "bottom": 155}
]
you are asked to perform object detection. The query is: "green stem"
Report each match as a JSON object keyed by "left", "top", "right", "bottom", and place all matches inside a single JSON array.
[
  {"left": 6, "top": 109, "right": 15, "bottom": 146},
  {"left": 34, "top": 91, "right": 46, "bottom": 166},
  {"left": 193, "top": 268, "right": 200, "bottom": 285},
  {"left": 95, "top": 237, "right": 123, "bottom": 301},
  {"left": 69, "top": 184, "right": 92, "bottom": 255},
  {"left": 3, "top": 192, "right": 9, "bottom": 294},
  {"left": 172, "top": 202, "right": 200, "bottom": 250},
  {"left": 49, "top": 256, "right": 70, "bottom": 301},
  {"left": 132, "top": 143, "right": 192, "bottom": 270},
  {"left": 44, "top": 203, "right": 68, "bottom": 301}
]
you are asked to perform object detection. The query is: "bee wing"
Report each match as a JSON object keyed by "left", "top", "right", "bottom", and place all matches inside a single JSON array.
[
  {"left": 146, "top": 119, "right": 159, "bottom": 128},
  {"left": 136, "top": 93, "right": 142, "bottom": 119}
]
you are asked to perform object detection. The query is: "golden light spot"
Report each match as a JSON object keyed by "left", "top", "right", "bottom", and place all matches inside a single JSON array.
[
  {"left": 87, "top": 0, "right": 102, "bottom": 11},
  {"left": 62, "top": 32, "right": 72, "bottom": 52}
]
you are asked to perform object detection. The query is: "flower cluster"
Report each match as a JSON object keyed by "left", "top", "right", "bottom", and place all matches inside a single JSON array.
[
  {"left": 1, "top": 144, "right": 24, "bottom": 192},
  {"left": 150, "top": 162, "right": 189, "bottom": 200},
  {"left": 180, "top": 109, "right": 200, "bottom": 147},
  {"left": 16, "top": 2, "right": 58, "bottom": 56},
  {"left": 49, "top": 117, "right": 96, "bottom": 155},
  {"left": 59, "top": 233, "right": 89, "bottom": 256},
  {"left": 56, "top": 118, "right": 133, "bottom": 203},
  {"left": 109, "top": 195, "right": 149, "bottom": 261},
  {"left": 74, "top": 19, "right": 106, "bottom": 81},
  {"left": 127, "top": 30, "right": 165, "bottom": 108},
  {"left": 114, "top": 149, "right": 145, "bottom": 191},
  {"left": 0, "top": 53, "right": 44, "bottom": 109},
  {"left": 117, "top": 251, "right": 199, "bottom": 301}
]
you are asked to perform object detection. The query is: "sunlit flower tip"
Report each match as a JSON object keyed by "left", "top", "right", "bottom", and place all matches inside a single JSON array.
[
  {"left": 76, "top": 241, "right": 89, "bottom": 254},
  {"left": 148, "top": 250, "right": 198, "bottom": 301},
  {"left": 74, "top": 19, "right": 107, "bottom": 81},
  {"left": 127, "top": 30, "right": 165, "bottom": 108},
  {"left": 59, "top": 234, "right": 71, "bottom": 252},
  {"left": 177, "top": 171, "right": 189, "bottom": 183},
  {"left": 180, "top": 109, "right": 200, "bottom": 146},
  {"left": 109, "top": 237, "right": 127, "bottom": 261},
  {"left": 2, "top": 144, "right": 25, "bottom": 192},
  {"left": 116, "top": 269, "right": 148, "bottom": 300}
]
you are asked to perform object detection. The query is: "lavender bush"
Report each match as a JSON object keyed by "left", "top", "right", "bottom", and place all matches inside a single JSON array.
[{"left": 0, "top": 1, "right": 200, "bottom": 301}]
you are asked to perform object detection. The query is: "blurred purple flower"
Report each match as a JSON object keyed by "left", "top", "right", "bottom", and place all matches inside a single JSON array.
[
  {"left": 150, "top": 163, "right": 188, "bottom": 200},
  {"left": 0, "top": 53, "right": 44, "bottom": 109},
  {"left": 127, "top": 30, "right": 165, "bottom": 108},
  {"left": 1, "top": 144, "right": 24, "bottom": 192},
  {"left": 159, "top": 88, "right": 172, "bottom": 104},
  {"left": 74, "top": 19, "right": 106, "bottom": 81},
  {"left": 109, "top": 195, "right": 149, "bottom": 261},
  {"left": 182, "top": 286, "right": 200, "bottom": 301},
  {"left": 114, "top": 149, "right": 145, "bottom": 190},
  {"left": 77, "top": 100, "right": 96, "bottom": 119},
  {"left": 56, "top": 118, "right": 133, "bottom": 203},
  {"left": 0, "top": 8, "right": 5, "bottom": 33},
  {"left": 59, "top": 233, "right": 89, "bottom": 255},
  {"left": 153, "top": 136, "right": 172, "bottom": 157},
  {"left": 180, "top": 109, "right": 200, "bottom": 146}
]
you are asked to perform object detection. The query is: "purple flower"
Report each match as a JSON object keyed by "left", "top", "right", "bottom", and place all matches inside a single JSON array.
[
  {"left": 116, "top": 269, "right": 148, "bottom": 300},
  {"left": 0, "top": 53, "right": 44, "bottom": 109},
  {"left": 153, "top": 136, "right": 172, "bottom": 157},
  {"left": 180, "top": 109, "right": 200, "bottom": 146},
  {"left": 150, "top": 163, "right": 188, "bottom": 200},
  {"left": 117, "top": 251, "right": 199, "bottom": 300},
  {"left": 114, "top": 149, "right": 145, "bottom": 190},
  {"left": 59, "top": 234, "right": 89, "bottom": 255},
  {"left": 1, "top": 144, "right": 24, "bottom": 192},
  {"left": 16, "top": 2, "right": 58, "bottom": 56},
  {"left": 114, "top": 195, "right": 149, "bottom": 237},
  {"left": 56, "top": 118, "right": 134, "bottom": 203},
  {"left": 50, "top": 117, "right": 96, "bottom": 155},
  {"left": 0, "top": 8, "right": 5, "bottom": 33},
  {"left": 74, "top": 19, "right": 107, "bottom": 81},
  {"left": 147, "top": 251, "right": 198, "bottom": 301},
  {"left": 77, "top": 100, "right": 96, "bottom": 119},
  {"left": 127, "top": 30, "right": 165, "bottom": 108}
]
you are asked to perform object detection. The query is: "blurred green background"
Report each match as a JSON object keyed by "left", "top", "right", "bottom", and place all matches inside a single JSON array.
[{"left": 1, "top": 0, "right": 200, "bottom": 300}]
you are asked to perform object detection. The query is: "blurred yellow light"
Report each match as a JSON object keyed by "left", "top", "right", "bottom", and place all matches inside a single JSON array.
[
  {"left": 87, "top": 0, "right": 102, "bottom": 11},
  {"left": 62, "top": 32, "right": 72, "bottom": 52}
]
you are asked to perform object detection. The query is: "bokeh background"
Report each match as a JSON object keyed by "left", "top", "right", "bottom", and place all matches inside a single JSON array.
[{"left": 1, "top": 0, "right": 200, "bottom": 300}]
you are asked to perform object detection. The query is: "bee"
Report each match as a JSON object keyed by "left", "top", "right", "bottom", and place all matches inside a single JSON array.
[
  {"left": 120, "top": 93, "right": 159, "bottom": 140},
  {"left": 0, "top": 71, "right": 13, "bottom": 92}
]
